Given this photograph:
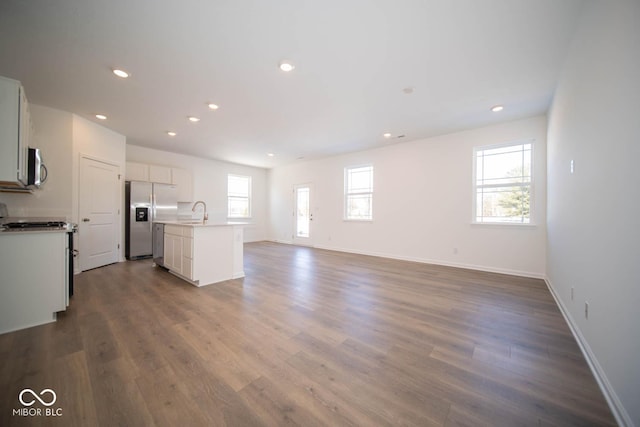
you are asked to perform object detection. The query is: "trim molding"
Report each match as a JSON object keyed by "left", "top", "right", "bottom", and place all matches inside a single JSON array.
[
  {"left": 544, "top": 276, "right": 631, "bottom": 427},
  {"left": 284, "top": 241, "right": 545, "bottom": 279}
]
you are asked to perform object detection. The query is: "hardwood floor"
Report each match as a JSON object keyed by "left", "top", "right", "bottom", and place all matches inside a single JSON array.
[{"left": 0, "top": 242, "right": 615, "bottom": 426}]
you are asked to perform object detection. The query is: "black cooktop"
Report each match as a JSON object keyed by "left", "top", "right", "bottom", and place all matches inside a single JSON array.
[{"left": 1, "top": 219, "right": 72, "bottom": 231}]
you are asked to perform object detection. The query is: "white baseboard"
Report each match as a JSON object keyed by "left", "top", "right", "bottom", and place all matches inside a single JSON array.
[
  {"left": 544, "top": 277, "right": 632, "bottom": 427},
  {"left": 265, "top": 240, "right": 544, "bottom": 278},
  {"left": 311, "top": 242, "right": 545, "bottom": 279},
  {"left": 268, "top": 238, "right": 294, "bottom": 245}
]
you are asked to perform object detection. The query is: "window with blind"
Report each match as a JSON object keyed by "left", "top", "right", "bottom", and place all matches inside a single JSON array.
[
  {"left": 344, "top": 165, "right": 373, "bottom": 221},
  {"left": 227, "top": 174, "right": 251, "bottom": 218},
  {"left": 474, "top": 141, "right": 532, "bottom": 224}
]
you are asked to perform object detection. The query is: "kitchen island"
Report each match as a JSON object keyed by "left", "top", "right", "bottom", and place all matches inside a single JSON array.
[{"left": 156, "top": 221, "right": 245, "bottom": 286}]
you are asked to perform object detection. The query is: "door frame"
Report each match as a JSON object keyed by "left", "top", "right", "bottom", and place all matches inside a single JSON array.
[
  {"left": 77, "top": 154, "right": 122, "bottom": 271},
  {"left": 292, "top": 183, "right": 313, "bottom": 246}
]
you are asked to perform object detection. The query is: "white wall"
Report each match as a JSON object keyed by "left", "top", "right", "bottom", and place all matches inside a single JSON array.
[
  {"left": 0, "top": 104, "right": 73, "bottom": 217},
  {"left": 269, "top": 115, "right": 547, "bottom": 278},
  {"left": 546, "top": 1, "right": 640, "bottom": 426},
  {"left": 126, "top": 145, "right": 268, "bottom": 242}
]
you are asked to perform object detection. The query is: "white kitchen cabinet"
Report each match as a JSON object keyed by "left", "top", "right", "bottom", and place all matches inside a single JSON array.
[
  {"left": 158, "top": 222, "right": 244, "bottom": 286},
  {"left": 163, "top": 225, "right": 183, "bottom": 274},
  {"left": 164, "top": 224, "right": 193, "bottom": 279},
  {"left": 18, "top": 86, "right": 32, "bottom": 185},
  {"left": 149, "top": 164, "right": 172, "bottom": 184},
  {"left": 125, "top": 162, "right": 193, "bottom": 201},
  {"left": 182, "top": 235, "right": 193, "bottom": 278},
  {"left": 125, "top": 161, "right": 149, "bottom": 181},
  {"left": 0, "top": 230, "right": 68, "bottom": 334},
  {"left": 171, "top": 167, "right": 193, "bottom": 202},
  {"left": 0, "top": 75, "right": 31, "bottom": 189}
]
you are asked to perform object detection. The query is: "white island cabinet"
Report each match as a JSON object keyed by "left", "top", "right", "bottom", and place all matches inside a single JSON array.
[
  {"left": 161, "top": 222, "right": 244, "bottom": 286},
  {"left": 0, "top": 230, "right": 68, "bottom": 334}
]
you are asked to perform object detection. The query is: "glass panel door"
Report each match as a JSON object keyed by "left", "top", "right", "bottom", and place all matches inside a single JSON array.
[{"left": 293, "top": 184, "right": 312, "bottom": 245}]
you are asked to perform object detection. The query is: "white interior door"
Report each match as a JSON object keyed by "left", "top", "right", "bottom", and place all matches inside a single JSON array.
[
  {"left": 293, "top": 184, "right": 313, "bottom": 246},
  {"left": 79, "top": 156, "right": 120, "bottom": 271}
]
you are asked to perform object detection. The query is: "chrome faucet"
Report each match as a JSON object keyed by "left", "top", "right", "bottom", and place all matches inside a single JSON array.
[{"left": 191, "top": 200, "right": 208, "bottom": 224}]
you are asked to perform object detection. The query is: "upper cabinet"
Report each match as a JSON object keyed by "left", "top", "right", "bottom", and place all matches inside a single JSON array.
[
  {"left": 125, "top": 161, "right": 193, "bottom": 202},
  {"left": 125, "top": 162, "right": 149, "bottom": 182},
  {"left": 171, "top": 167, "right": 193, "bottom": 202},
  {"left": 18, "top": 86, "right": 32, "bottom": 185},
  {"left": 148, "top": 164, "right": 172, "bottom": 184},
  {"left": 0, "top": 76, "right": 31, "bottom": 190}
]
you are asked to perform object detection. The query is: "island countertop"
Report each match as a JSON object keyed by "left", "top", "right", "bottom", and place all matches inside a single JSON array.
[{"left": 153, "top": 220, "right": 248, "bottom": 228}]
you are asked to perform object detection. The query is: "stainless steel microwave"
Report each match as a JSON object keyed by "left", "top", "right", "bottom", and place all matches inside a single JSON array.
[{"left": 27, "top": 147, "right": 47, "bottom": 187}]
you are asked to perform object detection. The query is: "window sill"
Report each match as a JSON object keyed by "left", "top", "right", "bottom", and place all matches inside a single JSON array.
[{"left": 343, "top": 218, "right": 373, "bottom": 223}]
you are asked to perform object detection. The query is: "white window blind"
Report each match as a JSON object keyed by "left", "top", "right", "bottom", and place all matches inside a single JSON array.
[
  {"left": 474, "top": 141, "right": 532, "bottom": 224},
  {"left": 228, "top": 174, "right": 251, "bottom": 218},
  {"left": 345, "top": 165, "right": 373, "bottom": 220}
]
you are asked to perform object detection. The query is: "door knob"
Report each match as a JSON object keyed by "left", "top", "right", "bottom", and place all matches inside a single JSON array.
[{"left": 82, "top": 218, "right": 90, "bottom": 222}]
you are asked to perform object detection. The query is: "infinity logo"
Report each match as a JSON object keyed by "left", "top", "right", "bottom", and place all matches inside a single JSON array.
[{"left": 18, "top": 389, "right": 57, "bottom": 407}]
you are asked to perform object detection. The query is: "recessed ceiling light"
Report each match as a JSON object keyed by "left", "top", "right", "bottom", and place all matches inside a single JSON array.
[
  {"left": 279, "top": 61, "right": 295, "bottom": 72},
  {"left": 491, "top": 105, "right": 504, "bottom": 112},
  {"left": 167, "top": 131, "right": 177, "bottom": 137},
  {"left": 208, "top": 103, "right": 219, "bottom": 110},
  {"left": 188, "top": 116, "right": 200, "bottom": 122},
  {"left": 383, "top": 133, "right": 392, "bottom": 138},
  {"left": 95, "top": 114, "right": 107, "bottom": 120},
  {"left": 112, "top": 69, "right": 129, "bottom": 78},
  {"left": 267, "top": 153, "right": 275, "bottom": 157}
]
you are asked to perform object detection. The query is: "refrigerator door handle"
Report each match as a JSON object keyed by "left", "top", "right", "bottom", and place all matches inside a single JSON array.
[{"left": 151, "top": 193, "right": 155, "bottom": 232}]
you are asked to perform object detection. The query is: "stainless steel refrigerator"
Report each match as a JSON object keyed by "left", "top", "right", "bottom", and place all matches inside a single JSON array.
[{"left": 125, "top": 181, "right": 177, "bottom": 260}]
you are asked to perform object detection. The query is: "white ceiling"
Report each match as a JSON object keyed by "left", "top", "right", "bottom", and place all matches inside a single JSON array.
[{"left": 0, "top": 0, "right": 585, "bottom": 168}]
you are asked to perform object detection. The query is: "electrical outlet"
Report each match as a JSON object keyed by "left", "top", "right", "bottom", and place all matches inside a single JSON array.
[
  {"left": 585, "top": 301, "right": 589, "bottom": 319},
  {"left": 571, "top": 287, "right": 574, "bottom": 301}
]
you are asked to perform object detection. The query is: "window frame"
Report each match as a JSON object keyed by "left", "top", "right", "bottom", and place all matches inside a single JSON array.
[
  {"left": 344, "top": 164, "right": 374, "bottom": 221},
  {"left": 472, "top": 140, "right": 534, "bottom": 225},
  {"left": 227, "top": 174, "right": 252, "bottom": 219}
]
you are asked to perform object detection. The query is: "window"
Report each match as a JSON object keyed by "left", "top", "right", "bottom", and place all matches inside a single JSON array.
[
  {"left": 345, "top": 165, "right": 373, "bottom": 220},
  {"left": 227, "top": 174, "right": 251, "bottom": 218},
  {"left": 474, "top": 141, "right": 532, "bottom": 224}
]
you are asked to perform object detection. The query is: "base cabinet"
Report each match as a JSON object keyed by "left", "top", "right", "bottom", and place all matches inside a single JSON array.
[
  {"left": 160, "top": 223, "right": 243, "bottom": 286},
  {"left": 164, "top": 225, "right": 193, "bottom": 279},
  {"left": 0, "top": 231, "right": 67, "bottom": 334},
  {"left": 182, "top": 235, "right": 193, "bottom": 278},
  {"left": 163, "top": 232, "right": 182, "bottom": 274}
]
